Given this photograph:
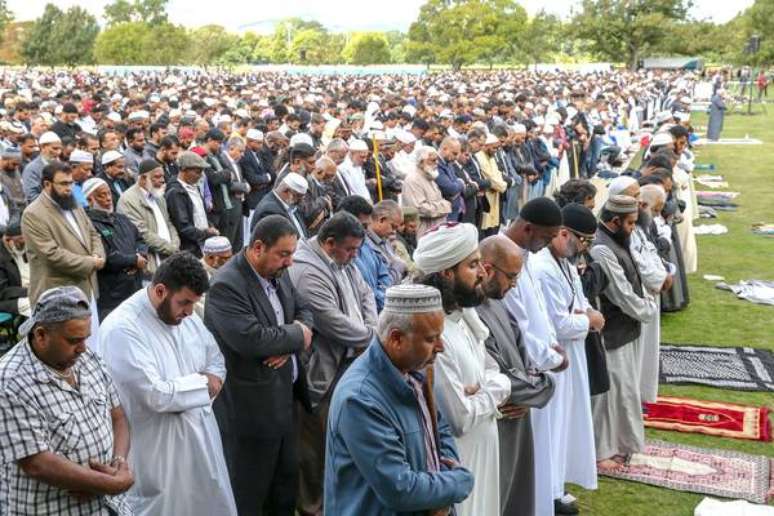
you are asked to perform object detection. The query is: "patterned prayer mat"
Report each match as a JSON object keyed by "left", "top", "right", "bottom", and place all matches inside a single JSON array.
[
  {"left": 644, "top": 396, "right": 772, "bottom": 441},
  {"left": 601, "top": 440, "right": 774, "bottom": 504},
  {"left": 659, "top": 345, "right": 774, "bottom": 392}
]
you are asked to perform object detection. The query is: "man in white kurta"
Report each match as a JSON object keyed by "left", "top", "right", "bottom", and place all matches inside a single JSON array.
[
  {"left": 502, "top": 198, "right": 568, "bottom": 516},
  {"left": 413, "top": 223, "right": 511, "bottom": 516},
  {"left": 532, "top": 203, "right": 603, "bottom": 502},
  {"left": 98, "top": 253, "right": 237, "bottom": 516}
]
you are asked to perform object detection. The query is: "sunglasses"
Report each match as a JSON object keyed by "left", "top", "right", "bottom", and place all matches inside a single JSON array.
[{"left": 568, "top": 229, "right": 594, "bottom": 246}]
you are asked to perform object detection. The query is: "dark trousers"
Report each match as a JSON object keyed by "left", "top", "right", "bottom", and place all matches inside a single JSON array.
[
  {"left": 230, "top": 433, "right": 298, "bottom": 516},
  {"left": 296, "top": 399, "right": 330, "bottom": 516},
  {"left": 218, "top": 202, "right": 244, "bottom": 250}
]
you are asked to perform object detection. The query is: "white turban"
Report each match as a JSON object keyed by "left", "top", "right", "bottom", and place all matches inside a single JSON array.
[
  {"left": 608, "top": 175, "right": 638, "bottom": 197},
  {"left": 413, "top": 223, "right": 479, "bottom": 274}
]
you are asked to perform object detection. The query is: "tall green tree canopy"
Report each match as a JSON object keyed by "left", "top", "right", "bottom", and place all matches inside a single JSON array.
[
  {"left": 104, "top": 0, "right": 169, "bottom": 26},
  {"left": 22, "top": 4, "right": 99, "bottom": 66},
  {"left": 572, "top": 0, "right": 692, "bottom": 69},
  {"left": 94, "top": 21, "right": 190, "bottom": 65},
  {"left": 342, "top": 33, "right": 391, "bottom": 64},
  {"left": 406, "top": 0, "right": 528, "bottom": 69}
]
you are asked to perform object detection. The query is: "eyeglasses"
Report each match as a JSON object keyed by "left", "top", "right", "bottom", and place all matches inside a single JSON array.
[
  {"left": 568, "top": 229, "right": 594, "bottom": 246},
  {"left": 491, "top": 263, "right": 520, "bottom": 284}
]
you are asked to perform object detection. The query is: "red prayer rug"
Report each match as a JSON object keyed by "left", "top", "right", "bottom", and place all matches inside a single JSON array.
[
  {"left": 644, "top": 396, "right": 772, "bottom": 442},
  {"left": 601, "top": 440, "right": 774, "bottom": 504}
]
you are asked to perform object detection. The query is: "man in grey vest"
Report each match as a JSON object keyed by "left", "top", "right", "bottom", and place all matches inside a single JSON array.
[{"left": 589, "top": 195, "right": 658, "bottom": 471}]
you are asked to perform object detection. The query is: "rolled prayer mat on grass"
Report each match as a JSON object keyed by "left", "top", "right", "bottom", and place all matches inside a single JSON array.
[{"left": 644, "top": 396, "right": 772, "bottom": 442}]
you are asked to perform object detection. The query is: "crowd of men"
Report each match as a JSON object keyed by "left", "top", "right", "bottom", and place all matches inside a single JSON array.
[{"left": 0, "top": 67, "right": 703, "bottom": 516}]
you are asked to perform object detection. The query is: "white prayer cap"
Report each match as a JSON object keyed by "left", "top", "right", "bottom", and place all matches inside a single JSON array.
[
  {"left": 650, "top": 132, "right": 673, "bottom": 149},
  {"left": 542, "top": 124, "right": 554, "bottom": 135},
  {"left": 439, "top": 109, "right": 453, "bottom": 119},
  {"left": 101, "top": 150, "right": 123, "bottom": 166},
  {"left": 512, "top": 123, "right": 527, "bottom": 134},
  {"left": 402, "top": 105, "right": 417, "bottom": 117},
  {"left": 566, "top": 106, "right": 578, "bottom": 120},
  {"left": 39, "top": 131, "right": 61, "bottom": 145},
  {"left": 607, "top": 175, "right": 638, "bottom": 197},
  {"left": 169, "top": 108, "right": 182, "bottom": 118},
  {"left": 282, "top": 172, "right": 308, "bottom": 195},
  {"left": 413, "top": 223, "right": 480, "bottom": 275},
  {"left": 69, "top": 149, "right": 93, "bottom": 164},
  {"left": 485, "top": 132, "right": 499, "bottom": 145},
  {"left": 396, "top": 131, "right": 416, "bottom": 145},
  {"left": 655, "top": 111, "right": 673, "bottom": 124},
  {"left": 246, "top": 128, "right": 264, "bottom": 141},
  {"left": 348, "top": 139, "right": 368, "bottom": 152},
  {"left": 289, "top": 132, "right": 314, "bottom": 148},
  {"left": 127, "top": 111, "right": 146, "bottom": 121},
  {"left": 235, "top": 108, "right": 250, "bottom": 119},
  {"left": 106, "top": 112, "right": 122, "bottom": 122},
  {"left": 149, "top": 94, "right": 161, "bottom": 103},
  {"left": 82, "top": 177, "right": 108, "bottom": 199},
  {"left": 383, "top": 284, "right": 443, "bottom": 315},
  {"left": 202, "top": 236, "right": 232, "bottom": 255}
]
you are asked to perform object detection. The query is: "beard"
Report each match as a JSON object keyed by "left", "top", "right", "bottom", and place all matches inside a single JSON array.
[
  {"left": 156, "top": 295, "right": 184, "bottom": 325},
  {"left": 453, "top": 275, "right": 485, "bottom": 308},
  {"left": 637, "top": 208, "right": 652, "bottom": 229},
  {"left": 150, "top": 185, "right": 166, "bottom": 198},
  {"left": 50, "top": 189, "right": 77, "bottom": 210},
  {"left": 483, "top": 279, "right": 506, "bottom": 300},
  {"left": 612, "top": 225, "right": 632, "bottom": 248},
  {"left": 421, "top": 165, "right": 439, "bottom": 180}
]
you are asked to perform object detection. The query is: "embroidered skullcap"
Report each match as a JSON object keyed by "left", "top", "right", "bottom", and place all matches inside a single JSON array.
[
  {"left": 383, "top": 284, "right": 443, "bottom": 315},
  {"left": 519, "top": 197, "right": 562, "bottom": 227},
  {"left": 82, "top": 177, "right": 108, "bottom": 198},
  {"left": 101, "top": 150, "right": 123, "bottom": 166},
  {"left": 348, "top": 139, "right": 368, "bottom": 152},
  {"left": 413, "top": 223, "right": 479, "bottom": 275},
  {"left": 246, "top": 128, "right": 264, "bottom": 141},
  {"left": 69, "top": 149, "right": 94, "bottom": 164},
  {"left": 561, "top": 203, "right": 597, "bottom": 236},
  {"left": 282, "top": 172, "right": 308, "bottom": 195},
  {"left": 1, "top": 147, "right": 21, "bottom": 160},
  {"left": 202, "top": 236, "right": 232, "bottom": 255},
  {"left": 607, "top": 175, "right": 638, "bottom": 197},
  {"left": 39, "top": 131, "right": 61, "bottom": 145},
  {"left": 604, "top": 194, "right": 638, "bottom": 214},
  {"left": 19, "top": 286, "right": 91, "bottom": 337}
]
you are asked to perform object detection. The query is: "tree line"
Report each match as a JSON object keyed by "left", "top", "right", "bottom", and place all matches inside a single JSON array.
[{"left": 1, "top": 0, "right": 773, "bottom": 68}]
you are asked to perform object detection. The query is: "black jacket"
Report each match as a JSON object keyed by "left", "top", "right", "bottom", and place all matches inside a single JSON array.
[
  {"left": 204, "top": 252, "right": 314, "bottom": 438},
  {"left": 0, "top": 244, "right": 26, "bottom": 314},
  {"left": 249, "top": 191, "right": 308, "bottom": 239},
  {"left": 87, "top": 209, "right": 146, "bottom": 320},
  {"left": 239, "top": 149, "right": 274, "bottom": 210},
  {"left": 164, "top": 179, "right": 209, "bottom": 258},
  {"left": 51, "top": 120, "right": 81, "bottom": 140}
]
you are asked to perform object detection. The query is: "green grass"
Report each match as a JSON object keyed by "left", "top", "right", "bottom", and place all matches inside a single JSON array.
[{"left": 567, "top": 108, "right": 774, "bottom": 515}]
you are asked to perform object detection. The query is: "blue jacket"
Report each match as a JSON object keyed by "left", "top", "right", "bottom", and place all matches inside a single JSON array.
[
  {"left": 354, "top": 239, "right": 392, "bottom": 312},
  {"left": 325, "top": 340, "right": 474, "bottom": 516},
  {"left": 435, "top": 158, "right": 464, "bottom": 221}
]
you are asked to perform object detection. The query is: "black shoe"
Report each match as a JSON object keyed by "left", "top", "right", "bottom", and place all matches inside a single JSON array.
[{"left": 554, "top": 498, "right": 580, "bottom": 515}]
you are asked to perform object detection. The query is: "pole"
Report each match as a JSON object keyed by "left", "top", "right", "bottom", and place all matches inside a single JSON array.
[
  {"left": 372, "top": 136, "right": 383, "bottom": 202},
  {"left": 748, "top": 67, "right": 756, "bottom": 116}
]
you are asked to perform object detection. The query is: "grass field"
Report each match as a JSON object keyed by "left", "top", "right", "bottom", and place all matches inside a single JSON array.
[{"left": 567, "top": 108, "right": 774, "bottom": 515}]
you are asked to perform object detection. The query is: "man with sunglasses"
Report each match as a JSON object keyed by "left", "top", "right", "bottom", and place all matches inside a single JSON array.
[{"left": 532, "top": 203, "right": 605, "bottom": 514}]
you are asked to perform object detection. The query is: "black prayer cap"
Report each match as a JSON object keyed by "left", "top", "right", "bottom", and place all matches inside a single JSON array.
[
  {"left": 561, "top": 203, "right": 597, "bottom": 236},
  {"left": 520, "top": 197, "right": 562, "bottom": 227},
  {"left": 138, "top": 159, "right": 162, "bottom": 175}
]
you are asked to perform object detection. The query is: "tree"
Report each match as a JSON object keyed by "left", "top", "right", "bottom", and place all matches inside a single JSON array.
[
  {"left": 188, "top": 25, "right": 238, "bottom": 64},
  {"left": 290, "top": 27, "right": 329, "bottom": 64},
  {"left": 94, "top": 21, "right": 189, "bottom": 65},
  {"left": 342, "top": 33, "right": 391, "bottom": 65},
  {"left": 384, "top": 31, "right": 407, "bottom": 63},
  {"left": 0, "top": 0, "right": 13, "bottom": 48},
  {"left": 742, "top": 0, "right": 774, "bottom": 64},
  {"left": 513, "top": 11, "right": 563, "bottom": 66},
  {"left": 104, "top": 0, "right": 168, "bottom": 26},
  {"left": 21, "top": 4, "right": 98, "bottom": 66},
  {"left": 406, "top": 0, "right": 529, "bottom": 70},
  {"left": 572, "top": 0, "right": 692, "bottom": 69}
]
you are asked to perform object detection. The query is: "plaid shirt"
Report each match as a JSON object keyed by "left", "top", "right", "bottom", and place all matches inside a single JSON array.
[{"left": 0, "top": 339, "right": 131, "bottom": 515}]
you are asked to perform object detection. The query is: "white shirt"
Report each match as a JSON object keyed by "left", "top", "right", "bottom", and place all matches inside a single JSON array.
[
  {"left": 181, "top": 180, "right": 209, "bottom": 230},
  {"left": 144, "top": 189, "right": 171, "bottom": 243}
]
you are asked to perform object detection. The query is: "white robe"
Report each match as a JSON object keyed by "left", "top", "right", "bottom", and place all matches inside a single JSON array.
[
  {"left": 503, "top": 250, "right": 563, "bottom": 515},
  {"left": 630, "top": 226, "right": 668, "bottom": 403},
  {"left": 338, "top": 157, "right": 371, "bottom": 201},
  {"left": 673, "top": 167, "right": 698, "bottom": 273},
  {"left": 532, "top": 248, "right": 598, "bottom": 496},
  {"left": 97, "top": 289, "right": 237, "bottom": 516},
  {"left": 433, "top": 308, "right": 511, "bottom": 516}
]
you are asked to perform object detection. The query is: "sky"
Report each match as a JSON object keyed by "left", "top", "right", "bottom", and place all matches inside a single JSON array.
[{"left": 7, "top": 0, "right": 755, "bottom": 33}]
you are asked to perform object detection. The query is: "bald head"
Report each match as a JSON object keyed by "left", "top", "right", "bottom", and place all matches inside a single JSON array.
[{"left": 480, "top": 235, "right": 524, "bottom": 299}]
